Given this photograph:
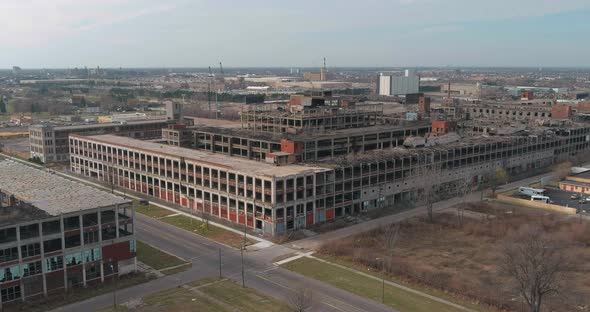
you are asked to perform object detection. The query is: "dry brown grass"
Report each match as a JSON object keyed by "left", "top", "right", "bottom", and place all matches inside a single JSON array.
[{"left": 318, "top": 202, "right": 590, "bottom": 311}]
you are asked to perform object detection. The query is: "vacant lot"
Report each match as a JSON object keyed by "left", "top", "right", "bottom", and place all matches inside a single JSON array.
[
  {"left": 318, "top": 202, "right": 590, "bottom": 311},
  {"left": 283, "top": 257, "right": 473, "bottom": 312},
  {"left": 98, "top": 278, "right": 291, "bottom": 312}
]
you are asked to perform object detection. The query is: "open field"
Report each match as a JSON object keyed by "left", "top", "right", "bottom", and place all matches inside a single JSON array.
[
  {"left": 136, "top": 240, "right": 191, "bottom": 274},
  {"left": 134, "top": 201, "right": 255, "bottom": 249},
  {"left": 282, "top": 257, "right": 470, "bottom": 312},
  {"left": 316, "top": 201, "right": 590, "bottom": 311},
  {"left": 98, "top": 277, "right": 291, "bottom": 312}
]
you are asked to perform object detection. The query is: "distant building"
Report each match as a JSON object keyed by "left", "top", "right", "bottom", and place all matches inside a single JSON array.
[
  {"left": 521, "top": 90, "right": 534, "bottom": 101},
  {"left": 551, "top": 104, "right": 572, "bottom": 120},
  {"left": 29, "top": 119, "right": 172, "bottom": 163},
  {"left": 431, "top": 120, "right": 457, "bottom": 136},
  {"left": 303, "top": 58, "right": 328, "bottom": 81},
  {"left": 418, "top": 96, "right": 431, "bottom": 116},
  {"left": 165, "top": 101, "right": 183, "bottom": 121},
  {"left": 378, "top": 70, "right": 420, "bottom": 96}
]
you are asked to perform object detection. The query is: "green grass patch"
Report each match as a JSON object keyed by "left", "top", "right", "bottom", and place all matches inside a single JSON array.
[
  {"left": 187, "top": 276, "right": 223, "bottom": 288},
  {"left": 98, "top": 277, "right": 290, "bottom": 312},
  {"left": 316, "top": 254, "right": 495, "bottom": 312},
  {"left": 136, "top": 240, "right": 187, "bottom": 271},
  {"left": 133, "top": 201, "right": 174, "bottom": 219},
  {"left": 159, "top": 215, "right": 253, "bottom": 249},
  {"left": 282, "top": 257, "right": 467, "bottom": 312},
  {"left": 200, "top": 279, "right": 291, "bottom": 312}
]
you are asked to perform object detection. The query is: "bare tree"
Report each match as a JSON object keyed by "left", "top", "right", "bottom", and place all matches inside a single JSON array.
[
  {"left": 415, "top": 162, "right": 443, "bottom": 223},
  {"left": 489, "top": 167, "right": 509, "bottom": 196},
  {"left": 200, "top": 207, "right": 210, "bottom": 231},
  {"left": 501, "top": 226, "right": 566, "bottom": 312},
  {"left": 288, "top": 286, "right": 313, "bottom": 312},
  {"left": 456, "top": 178, "right": 472, "bottom": 225},
  {"left": 551, "top": 161, "right": 572, "bottom": 181},
  {"left": 382, "top": 223, "right": 401, "bottom": 257}
]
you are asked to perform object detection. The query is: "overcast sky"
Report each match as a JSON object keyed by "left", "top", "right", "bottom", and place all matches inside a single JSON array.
[{"left": 1, "top": 0, "right": 589, "bottom": 68}]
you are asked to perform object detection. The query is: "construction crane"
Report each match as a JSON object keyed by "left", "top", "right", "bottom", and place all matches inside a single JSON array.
[{"left": 207, "top": 66, "right": 213, "bottom": 118}]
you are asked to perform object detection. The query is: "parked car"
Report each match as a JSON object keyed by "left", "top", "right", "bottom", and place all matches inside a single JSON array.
[{"left": 571, "top": 194, "right": 581, "bottom": 200}]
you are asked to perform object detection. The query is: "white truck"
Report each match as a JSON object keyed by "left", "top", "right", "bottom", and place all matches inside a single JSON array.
[
  {"left": 531, "top": 195, "right": 551, "bottom": 204},
  {"left": 518, "top": 187, "right": 546, "bottom": 197}
]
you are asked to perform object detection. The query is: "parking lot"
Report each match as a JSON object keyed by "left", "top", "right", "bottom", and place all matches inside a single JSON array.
[{"left": 513, "top": 187, "right": 590, "bottom": 214}]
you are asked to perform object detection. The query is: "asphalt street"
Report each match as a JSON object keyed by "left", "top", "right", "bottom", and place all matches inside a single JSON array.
[{"left": 51, "top": 213, "right": 393, "bottom": 312}]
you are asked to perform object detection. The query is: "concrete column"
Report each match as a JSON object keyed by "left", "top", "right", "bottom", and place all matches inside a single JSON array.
[
  {"left": 115, "top": 204, "right": 120, "bottom": 239},
  {"left": 60, "top": 215, "right": 68, "bottom": 292},
  {"left": 271, "top": 178, "right": 276, "bottom": 206},
  {"left": 312, "top": 174, "right": 317, "bottom": 224},
  {"left": 100, "top": 259, "right": 104, "bottom": 282},
  {"left": 97, "top": 207, "right": 102, "bottom": 242},
  {"left": 37, "top": 222, "right": 48, "bottom": 298},
  {"left": 15, "top": 225, "right": 25, "bottom": 302}
]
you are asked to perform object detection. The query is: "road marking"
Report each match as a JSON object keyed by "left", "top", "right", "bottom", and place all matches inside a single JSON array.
[{"left": 322, "top": 301, "right": 348, "bottom": 312}]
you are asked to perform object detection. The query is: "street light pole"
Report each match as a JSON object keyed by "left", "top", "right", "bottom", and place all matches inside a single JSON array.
[
  {"left": 218, "top": 248, "right": 222, "bottom": 278},
  {"left": 241, "top": 244, "right": 245, "bottom": 288},
  {"left": 376, "top": 257, "right": 384, "bottom": 304},
  {"left": 110, "top": 264, "right": 117, "bottom": 309}
]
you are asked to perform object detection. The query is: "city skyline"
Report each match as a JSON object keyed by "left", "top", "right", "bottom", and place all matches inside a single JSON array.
[{"left": 2, "top": 0, "right": 590, "bottom": 68}]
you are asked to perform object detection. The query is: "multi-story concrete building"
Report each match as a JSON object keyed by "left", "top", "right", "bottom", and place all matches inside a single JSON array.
[
  {"left": 0, "top": 161, "right": 135, "bottom": 307},
  {"left": 191, "top": 123, "right": 430, "bottom": 162},
  {"left": 68, "top": 124, "right": 590, "bottom": 236},
  {"left": 69, "top": 134, "right": 327, "bottom": 236},
  {"left": 29, "top": 119, "right": 172, "bottom": 162}
]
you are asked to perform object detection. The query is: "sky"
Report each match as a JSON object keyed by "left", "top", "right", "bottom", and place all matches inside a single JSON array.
[{"left": 1, "top": 0, "right": 590, "bottom": 68}]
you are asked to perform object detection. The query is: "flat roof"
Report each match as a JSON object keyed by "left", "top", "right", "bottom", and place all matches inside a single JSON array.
[
  {"left": 76, "top": 134, "right": 329, "bottom": 178},
  {"left": 185, "top": 117, "right": 242, "bottom": 129},
  {"left": 30, "top": 119, "right": 169, "bottom": 131},
  {"left": 0, "top": 160, "right": 130, "bottom": 216},
  {"left": 559, "top": 180, "right": 590, "bottom": 188},
  {"left": 570, "top": 170, "right": 590, "bottom": 180},
  {"left": 191, "top": 122, "right": 430, "bottom": 142}
]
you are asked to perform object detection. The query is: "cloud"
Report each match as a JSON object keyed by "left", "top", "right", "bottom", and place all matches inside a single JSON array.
[{"left": 0, "top": 0, "right": 181, "bottom": 47}]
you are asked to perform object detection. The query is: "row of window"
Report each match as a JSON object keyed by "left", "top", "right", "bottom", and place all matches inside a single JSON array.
[{"left": 0, "top": 247, "right": 103, "bottom": 282}]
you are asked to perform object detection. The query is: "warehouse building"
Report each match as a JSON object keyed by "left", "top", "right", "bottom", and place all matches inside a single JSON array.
[
  {"left": 68, "top": 124, "right": 589, "bottom": 236},
  {"left": 29, "top": 119, "right": 173, "bottom": 163},
  {"left": 189, "top": 123, "right": 430, "bottom": 162},
  {"left": 0, "top": 161, "right": 136, "bottom": 307}
]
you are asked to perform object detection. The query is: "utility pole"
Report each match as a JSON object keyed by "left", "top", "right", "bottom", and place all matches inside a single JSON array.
[
  {"left": 110, "top": 264, "right": 117, "bottom": 309},
  {"left": 218, "top": 248, "right": 222, "bottom": 278},
  {"left": 241, "top": 244, "right": 245, "bottom": 288}
]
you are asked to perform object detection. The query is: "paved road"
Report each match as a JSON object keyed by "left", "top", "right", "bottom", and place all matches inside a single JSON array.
[
  {"left": 3, "top": 153, "right": 554, "bottom": 312},
  {"left": 51, "top": 214, "right": 393, "bottom": 312}
]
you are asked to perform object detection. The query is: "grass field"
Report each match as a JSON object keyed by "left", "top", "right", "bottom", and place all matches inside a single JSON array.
[
  {"left": 136, "top": 240, "right": 190, "bottom": 274},
  {"left": 133, "top": 201, "right": 255, "bottom": 249},
  {"left": 133, "top": 201, "right": 174, "bottom": 219},
  {"left": 316, "top": 201, "right": 590, "bottom": 311},
  {"left": 98, "top": 278, "right": 291, "bottom": 312},
  {"left": 282, "top": 257, "right": 469, "bottom": 312}
]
